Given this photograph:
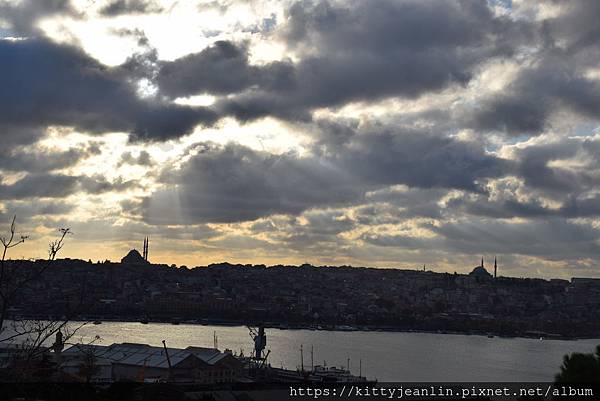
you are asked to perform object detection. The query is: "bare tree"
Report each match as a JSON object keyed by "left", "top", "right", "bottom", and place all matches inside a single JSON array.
[{"left": 0, "top": 215, "right": 86, "bottom": 379}]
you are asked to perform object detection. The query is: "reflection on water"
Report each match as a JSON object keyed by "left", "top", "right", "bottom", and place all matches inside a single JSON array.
[{"left": 67, "top": 322, "right": 600, "bottom": 382}]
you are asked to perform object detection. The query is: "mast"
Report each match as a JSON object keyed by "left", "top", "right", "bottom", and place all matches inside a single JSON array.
[
  {"left": 300, "top": 344, "right": 304, "bottom": 372},
  {"left": 162, "top": 340, "right": 172, "bottom": 380}
]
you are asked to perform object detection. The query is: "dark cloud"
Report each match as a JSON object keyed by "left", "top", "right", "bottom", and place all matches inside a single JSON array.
[
  {"left": 514, "top": 136, "right": 600, "bottom": 194},
  {"left": 0, "top": 0, "right": 76, "bottom": 36},
  {"left": 0, "top": 200, "right": 75, "bottom": 222},
  {"left": 432, "top": 134, "right": 600, "bottom": 219},
  {"left": 0, "top": 124, "right": 48, "bottom": 150},
  {"left": 447, "top": 195, "right": 556, "bottom": 220},
  {"left": 141, "top": 125, "right": 511, "bottom": 224},
  {"left": 155, "top": 0, "right": 531, "bottom": 122},
  {"left": 0, "top": 144, "right": 101, "bottom": 173},
  {"left": 0, "top": 38, "right": 217, "bottom": 141},
  {"left": 78, "top": 175, "right": 137, "bottom": 194},
  {"left": 0, "top": 174, "right": 80, "bottom": 199},
  {"left": 294, "top": 209, "right": 354, "bottom": 236},
  {"left": 542, "top": 0, "right": 600, "bottom": 53},
  {"left": 472, "top": 55, "right": 600, "bottom": 134},
  {"left": 560, "top": 194, "right": 600, "bottom": 217},
  {"left": 472, "top": 1, "right": 600, "bottom": 135},
  {"left": 242, "top": 212, "right": 353, "bottom": 255},
  {"left": 142, "top": 142, "right": 362, "bottom": 224},
  {"left": 364, "top": 218, "right": 600, "bottom": 261},
  {"left": 330, "top": 128, "right": 510, "bottom": 192},
  {"left": 363, "top": 187, "right": 447, "bottom": 220},
  {"left": 0, "top": 173, "right": 136, "bottom": 200},
  {"left": 99, "top": 0, "right": 163, "bottom": 16},
  {"left": 157, "top": 41, "right": 295, "bottom": 98},
  {"left": 429, "top": 218, "right": 600, "bottom": 260},
  {"left": 446, "top": 189, "right": 600, "bottom": 220}
]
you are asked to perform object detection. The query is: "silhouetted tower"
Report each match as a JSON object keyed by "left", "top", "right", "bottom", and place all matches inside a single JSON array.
[
  {"left": 494, "top": 256, "right": 497, "bottom": 279},
  {"left": 481, "top": 257, "right": 484, "bottom": 268},
  {"left": 142, "top": 237, "right": 149, "bottom": 261}
]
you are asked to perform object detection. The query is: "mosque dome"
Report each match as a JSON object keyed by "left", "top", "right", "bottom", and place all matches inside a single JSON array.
[
  {"left": 121, "top": 249, "right": 148, "bottom": 265},
  {"left": 469, "top": 265, "right": 492, "bottom": 278}
]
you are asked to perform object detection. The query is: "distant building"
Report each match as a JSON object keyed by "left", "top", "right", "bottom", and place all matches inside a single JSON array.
[
  {"left": 469, "top": 258, "right": 492, "bottom": 279},
  {"left": 121, "top": 238, "right": 150, "bottom": 265},
  {"left": 570, "top": 278, "right": 600, "bottom": 287},
  {"left": 120, "top": 249, "right": 149, "bottom": 265},
  {"left": 60, "top": 342, "right": 242, "bottom": 384}
]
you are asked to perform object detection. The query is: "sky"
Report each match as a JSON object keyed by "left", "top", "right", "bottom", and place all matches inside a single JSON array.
[{"left": 1, "top": 0, "right": 600, "bottom": 279}]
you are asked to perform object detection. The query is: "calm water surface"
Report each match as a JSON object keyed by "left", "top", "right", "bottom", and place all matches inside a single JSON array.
[{"left": 70, "top": 322, "right": 600, "bottom": 382}]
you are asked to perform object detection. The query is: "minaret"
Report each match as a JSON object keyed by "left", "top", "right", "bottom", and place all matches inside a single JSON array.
[
  {"left": 142, "top": 237, "right": 149, "bottom": 261},
  {"left": 494, "top": 256, "right": 497, "bottom": 279}
]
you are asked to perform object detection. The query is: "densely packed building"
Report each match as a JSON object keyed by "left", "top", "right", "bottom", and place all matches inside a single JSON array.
[{"left": 5, "top": 251, "right": 600, "bottom": 338}]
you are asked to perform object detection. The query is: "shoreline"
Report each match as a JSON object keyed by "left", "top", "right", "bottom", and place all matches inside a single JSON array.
[{"left": 9, "top": 315, "right": 596, "bottom": 341}]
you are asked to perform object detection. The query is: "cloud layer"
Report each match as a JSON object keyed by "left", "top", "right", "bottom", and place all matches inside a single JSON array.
[{"left": 1, "top": 0, "right": 600, "bottom": 277}]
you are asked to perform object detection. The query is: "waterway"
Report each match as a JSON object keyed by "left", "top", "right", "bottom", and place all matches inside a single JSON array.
[{"left": 69, "top": 322, "right": 600, "bottom": 382}]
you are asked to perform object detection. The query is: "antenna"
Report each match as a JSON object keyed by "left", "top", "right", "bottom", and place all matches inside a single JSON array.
[
  {"left": 311, "top": 345, "right": 314, "bottom": 371},
  {"left": 359, "top": 359, "right": 362, "bottom": 378}
]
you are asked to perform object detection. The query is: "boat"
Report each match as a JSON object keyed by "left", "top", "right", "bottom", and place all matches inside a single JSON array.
[
  {"left": 310, "top": 365, "right": 372, "bottom": 383},
  {"left": 335, "top": 325, "right": 357, "bottom": 332},
  {"left": 93, "top": 320, "right": 102, "bottom": 325}
]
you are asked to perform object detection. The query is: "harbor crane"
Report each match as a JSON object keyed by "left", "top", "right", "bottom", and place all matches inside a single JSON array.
[{"left": 247, "top": 325, "right": 270, "bottom": 369}]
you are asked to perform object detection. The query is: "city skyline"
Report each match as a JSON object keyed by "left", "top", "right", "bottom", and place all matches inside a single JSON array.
[{"left": 1, "top": 0, "right": 600, "bottom": 279}]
